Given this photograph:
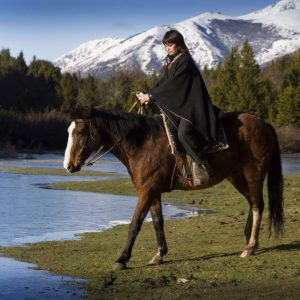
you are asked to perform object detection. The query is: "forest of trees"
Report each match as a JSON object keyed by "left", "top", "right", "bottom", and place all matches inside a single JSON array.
[
  {"left": 0, "top": 41, "right": 299, "bottom": 151},
  {"left": 203, "top": 41, "right": 300, "bottom": 125},
  {"left": 1, "top": 42, "right": 300, "bottom": 124},
  {"left": 0, "top": 48, "right": 159, "bottom": 113}
]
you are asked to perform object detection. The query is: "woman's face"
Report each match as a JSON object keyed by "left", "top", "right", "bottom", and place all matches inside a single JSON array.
[{"left": 164, "top": 43, "right": 178, "bottom": 56}]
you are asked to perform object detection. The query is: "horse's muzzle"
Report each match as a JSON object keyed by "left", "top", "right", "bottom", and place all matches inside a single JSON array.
[{"left": 66, "top": 163, "right": 81, "bottom": 173}]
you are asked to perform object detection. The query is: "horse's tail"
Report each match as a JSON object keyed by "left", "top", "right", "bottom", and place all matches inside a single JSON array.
[{"left": 267, "top": 124, "right": 284, "bottom": 237}]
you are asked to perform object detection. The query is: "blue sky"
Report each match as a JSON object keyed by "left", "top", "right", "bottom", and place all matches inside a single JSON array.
[{"left": 0, "top": 0, "right": 276, "bottom": 63}]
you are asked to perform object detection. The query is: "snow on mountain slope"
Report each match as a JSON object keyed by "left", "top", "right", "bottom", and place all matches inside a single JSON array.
[
  {"left": 239, "top": 0, "right": 300, "bottom": 63},
  {"left": 54, "top": 38, "right": 123, "bottom": 72},
  {"left": 240, "top": 0, "right": 300, "bottom": 29},
  {"left": 54, "top": 0, "right": 300, "bottom": 77}
]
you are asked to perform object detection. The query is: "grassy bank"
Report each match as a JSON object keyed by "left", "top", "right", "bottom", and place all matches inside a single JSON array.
[
  {"left": 0, "top": 166, "right": 116, "bottom": 177},
  {"left": 1, "top": 174, "right": 300, "bottom": 299}
]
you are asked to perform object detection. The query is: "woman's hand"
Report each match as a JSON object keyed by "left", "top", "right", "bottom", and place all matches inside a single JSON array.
[{"left": 136, "top": 92, "right": 150, "bottom": 104}]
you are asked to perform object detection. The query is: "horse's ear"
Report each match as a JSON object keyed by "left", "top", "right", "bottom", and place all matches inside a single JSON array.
[{"left": 70, "top": 102, "right": 93, "bottom": 119}]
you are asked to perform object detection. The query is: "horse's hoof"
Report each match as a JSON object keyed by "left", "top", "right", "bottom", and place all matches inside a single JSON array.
[
  {"left": 112, "top": 262, "right": 126, "bottom": 270},
  {"left": 240, "top": 249, "right": 254, "bottom": 258},
  {"left": 148, "top": 255, "right": 163, "bottom": 265}
]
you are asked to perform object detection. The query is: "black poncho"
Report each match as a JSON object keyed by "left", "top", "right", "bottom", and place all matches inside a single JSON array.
[{"left": 150, "top": 53, "right": 220, "bottom": 141}]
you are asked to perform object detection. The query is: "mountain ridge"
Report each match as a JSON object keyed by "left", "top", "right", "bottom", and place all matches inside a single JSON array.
[{"left": 54, "top": 0, "right": 300, "bottom": 77}]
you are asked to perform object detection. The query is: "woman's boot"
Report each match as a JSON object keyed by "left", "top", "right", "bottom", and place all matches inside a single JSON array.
[{"left": 192, "top": 161, "right": 212, "bottom": 186}]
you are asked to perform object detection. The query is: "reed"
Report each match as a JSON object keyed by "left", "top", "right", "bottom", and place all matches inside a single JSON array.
[{"left": 0, "top": 109, "right": 70, "bottom": 151}]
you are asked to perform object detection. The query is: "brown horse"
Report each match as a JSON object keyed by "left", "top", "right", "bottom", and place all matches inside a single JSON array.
[{"left": 63, "top": 106, "right": 284, "bottom": 270}]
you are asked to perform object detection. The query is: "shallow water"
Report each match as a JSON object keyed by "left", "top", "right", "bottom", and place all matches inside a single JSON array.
[
  {"left": 281, "top": 154, "right": 300, "bottom": 175},
  {"left": 0, "top": 257, "right": 84, "bottom": 300},
  {"left": 2, "top": 152, "right": 128, "bottom": 175},
  {"left": 0, "top": 172, "right": 196, "bottom": 246}
]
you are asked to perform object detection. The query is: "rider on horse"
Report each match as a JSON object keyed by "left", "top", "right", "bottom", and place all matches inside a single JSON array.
[{"left": 136, "top": 29, "right": 224, "bottom": 185}]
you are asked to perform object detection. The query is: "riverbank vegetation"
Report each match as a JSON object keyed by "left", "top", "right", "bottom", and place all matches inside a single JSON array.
[
  {"left": 1, "top": 173, "right": 299, "bottom": 299},
  {"left": 0, "top": 43, "right": 299, "bottom": 153},
  {"left": 0, "top": 166, "right": 116, "bottom": 177}
]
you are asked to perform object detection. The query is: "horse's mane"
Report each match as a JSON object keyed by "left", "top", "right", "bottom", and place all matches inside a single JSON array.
[{"left": 91, "top": 109, "right": 164, "bottom": 145}]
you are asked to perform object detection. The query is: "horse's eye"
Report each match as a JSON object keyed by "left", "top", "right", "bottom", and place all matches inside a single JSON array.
[{"left": 76, "top": 128, "right": 87, "bottom": 136}]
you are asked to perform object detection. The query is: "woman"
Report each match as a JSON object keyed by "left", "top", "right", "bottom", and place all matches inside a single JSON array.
[{"left": 136, "top": 29, "right": 222, "bottom": 184}]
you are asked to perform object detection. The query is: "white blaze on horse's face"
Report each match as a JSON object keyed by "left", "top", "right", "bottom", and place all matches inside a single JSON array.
[{"left": 63, "top": 121, "right": 76, "bottom": 171}]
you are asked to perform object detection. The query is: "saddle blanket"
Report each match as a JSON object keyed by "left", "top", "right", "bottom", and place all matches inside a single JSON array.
[{"left": 160, "top": 113, "right": 229, "bottom": 180}]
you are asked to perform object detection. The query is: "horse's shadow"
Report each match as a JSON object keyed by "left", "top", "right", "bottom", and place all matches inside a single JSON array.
[
  {"left": 159, "top": 240, "right": 300, "bottom": 266},
  {"left": 122, "top": 241, "right": 300, "bottom": 270},
  {"left": 161, "top": 251, "right": 240, "bottom": 266},
  {"left": 255, "top": 240, "right": 300, "bottom": 254}
]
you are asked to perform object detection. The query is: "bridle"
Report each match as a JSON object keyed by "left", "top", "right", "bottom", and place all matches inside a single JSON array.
[
  {"left": 76, "top": 119, "right": 120, "bottom": 167},
  {"left": 72, "top": 101, "right": 177, "bottom": 190},
  {"left": 75, "top": 101, "right": 145, "bottom": 168}
]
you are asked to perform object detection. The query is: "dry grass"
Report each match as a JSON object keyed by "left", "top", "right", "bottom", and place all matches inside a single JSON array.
[{"left": 0, "top": 109, "right": 70, "bottom": 151}]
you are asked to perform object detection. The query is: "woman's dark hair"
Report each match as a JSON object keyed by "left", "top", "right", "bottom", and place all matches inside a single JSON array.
[
  {"left": 163, "top": 30, "right": 187, "bottom": 49},
  {"left": 163, "top": 29, "right": 190, "bottom": 64}
]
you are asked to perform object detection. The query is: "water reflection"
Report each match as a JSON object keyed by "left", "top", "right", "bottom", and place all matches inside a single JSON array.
[
  {"left": 281, "top": 154, "right": 300, "bottom": 175},
  {"left": 1, "top": 152, "right": 128, "bottom": 175},
  {"left": 0, "top": 258, "right": 85, "bottom": 300},
  {"left": 0, "top": 172, "right": 195, "bottom": 246}
]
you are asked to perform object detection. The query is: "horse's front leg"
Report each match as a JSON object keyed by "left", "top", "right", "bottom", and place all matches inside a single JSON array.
[
  {"left": 148, "top": 194, "right": 168, "bottom": 265},
  {"left": 113, "top": 188, "right": 152, "bottom": 270}
]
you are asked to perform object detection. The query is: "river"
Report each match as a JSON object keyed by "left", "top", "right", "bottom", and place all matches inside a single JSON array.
[{"left": 0, "top": 153, "right": 299, "bottom": 299}]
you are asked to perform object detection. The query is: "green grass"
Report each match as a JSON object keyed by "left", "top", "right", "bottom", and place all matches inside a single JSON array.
[
  {"left": 0, "top": 166, "right": 117, "bottom": 177},
  {"left": 1, "top": 174, "right": 300, "bottom": 299},
  {"left": 47, "top": 178, "right": 135, "bottom": 195}
]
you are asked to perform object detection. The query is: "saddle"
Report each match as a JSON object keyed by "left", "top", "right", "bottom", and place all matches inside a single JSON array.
[{"left": 160, "top": 113, "right": 229, "bottom": 182}]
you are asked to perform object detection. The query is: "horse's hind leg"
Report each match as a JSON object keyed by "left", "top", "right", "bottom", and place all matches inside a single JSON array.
[
  {"left": 228, "top": 171, "right": 264, "bottom": 257},
  {"left": 240, "top": 169, "right": 265, "bottom": 258},
  {"left": 148, "top": 195, "right": 168, "bottom": 265},
  {"left": 228, "top": 171, "right": 252, "bottom": 241}
]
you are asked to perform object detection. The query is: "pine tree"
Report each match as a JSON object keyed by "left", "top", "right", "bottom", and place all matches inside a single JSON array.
[
  {"left": 260, "top": 79, "right": 277, "bottom": 121},
  {"left": 235, "top": 40, "right": 266, "bottom": 117},
  {"left": 209, "top": 47, "right": 240, "bottom": 112},
  {"left": 0, "top": 48, "right": 13, "bottom": 76},
  {"left": 0, "top": 48, "right": 11, "bottom": 62},
  {"left": 77, "top": 75, "right": 99, "bottom": 106},
  {"left": 283, "top": 52, "right": 300, "bottom": 88},
  {"left": 58, "top": 73, "right": 78, "bottom": 110},
  {"left": 122, "top": 77, "right": 148, "bottom": 111},
  {"left": 276, "top": 85, "right": 300, "bottom": 125},
  {"left": 16, "top": 51, "right": 28, "bottom": 74},
  {"left": 27, "top": 59, "right": 61, "bottom": 85}
]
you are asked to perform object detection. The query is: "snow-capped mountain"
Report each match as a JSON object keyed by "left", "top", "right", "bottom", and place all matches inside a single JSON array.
[{"left": 54, "top": 0, "right": 300, "bottom": 77}]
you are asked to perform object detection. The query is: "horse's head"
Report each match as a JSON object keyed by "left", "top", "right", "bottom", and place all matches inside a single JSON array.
[{"left": 64, "top": 106, "right": 99, "bottom": 173}]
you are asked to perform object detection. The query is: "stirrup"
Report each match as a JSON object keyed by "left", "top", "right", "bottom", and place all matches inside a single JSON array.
[{"left": 192, "top": 162, "right": 210, "bottom": 187}]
